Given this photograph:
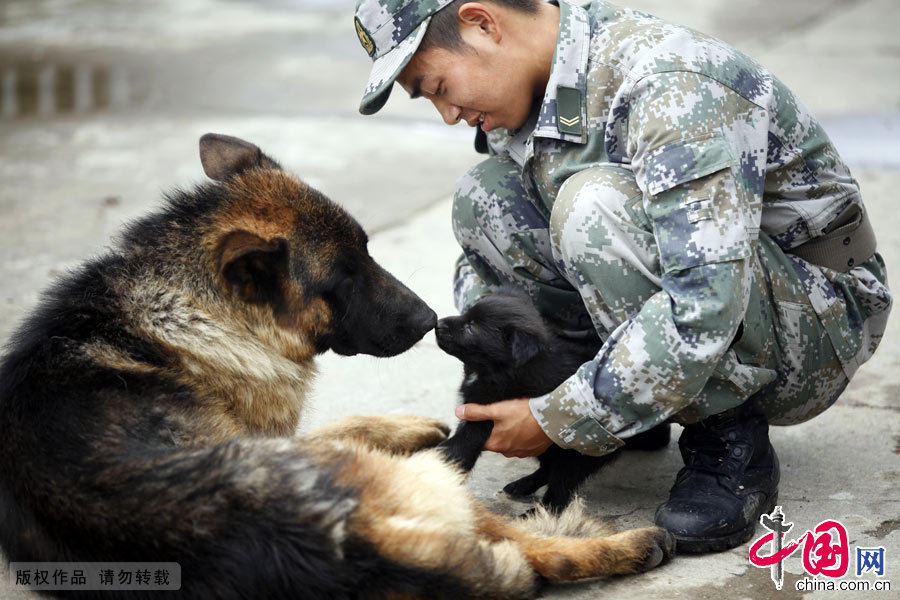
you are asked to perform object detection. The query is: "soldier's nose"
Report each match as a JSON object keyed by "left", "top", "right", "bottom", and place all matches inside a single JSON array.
[{"left": 438, "top": 102, "right": 462, "bottom": 125}]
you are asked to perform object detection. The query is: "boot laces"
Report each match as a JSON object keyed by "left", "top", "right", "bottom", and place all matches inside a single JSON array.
[{"left": 680, "top": 420, "right": 751, "bottom": 480}]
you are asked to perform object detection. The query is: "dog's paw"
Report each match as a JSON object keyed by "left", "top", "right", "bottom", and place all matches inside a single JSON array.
[
  {"left": 306, "top": 415, "right": 449, "bottom": 454},
  {"left": 386, "top": 415, "right": 451, "bottom": 453},
  {"left": 502, "top": 471, "right": 546, "bottom": 498},
  {"left": 631, "top": 526, "right": 676, "bottom": 573}
]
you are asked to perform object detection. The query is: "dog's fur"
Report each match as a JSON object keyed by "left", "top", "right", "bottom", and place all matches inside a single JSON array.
[
  {"left": 0, "top": 134, "right": 674, "bottom": 599},
  {"left": 436, "top": 287, "right": 671, "bottom": 513}
]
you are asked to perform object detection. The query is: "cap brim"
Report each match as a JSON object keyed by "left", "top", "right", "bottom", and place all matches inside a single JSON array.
[{"left": 359, "top": 18, "right": 430, "bottom": 116}]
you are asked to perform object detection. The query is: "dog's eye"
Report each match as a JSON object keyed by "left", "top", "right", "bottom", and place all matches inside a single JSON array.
[{"left": 462, "top": 323, "right": 473, "bottom": 334}]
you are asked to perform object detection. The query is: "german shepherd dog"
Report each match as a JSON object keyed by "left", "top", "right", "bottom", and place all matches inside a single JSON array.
[
  {"left": 0, "top": 134, "right": 674, "bottom": 599},
  {"left": 435, "top": 288, "right": 671, "bottom": 513}
]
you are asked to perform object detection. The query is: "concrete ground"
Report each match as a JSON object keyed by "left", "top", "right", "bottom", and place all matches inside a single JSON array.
[{"left": 0, "top": 0, "right": 898, "bottom": 598}]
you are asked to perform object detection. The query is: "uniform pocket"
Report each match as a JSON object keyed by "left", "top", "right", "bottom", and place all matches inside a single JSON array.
[
  {"left": 644, "top": 133, "right": 738, "bottom": 196},
  {"left": 642, "top": 135, "right": 752, "bottom": 273},
  {"left": 789, "top": 257, "right": 866, "bottom": 380},
  {"left": 711, "top": 348, "right": 777, "bottom": 398},
  {"left": 770, "top": 299, "right": 815, "bottom": 399}
]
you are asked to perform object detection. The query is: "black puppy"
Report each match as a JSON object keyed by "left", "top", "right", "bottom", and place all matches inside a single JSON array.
[{"left": 435, "top": 287, "right": 670, "bottom": 513}]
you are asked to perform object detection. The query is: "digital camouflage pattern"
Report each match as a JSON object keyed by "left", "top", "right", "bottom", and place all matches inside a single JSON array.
[
  {"left": 355, "top": 0, "right": 456, "bottom": 115},
  {"left": 451, "top": 0, "right": 892, "bottom": 456}
]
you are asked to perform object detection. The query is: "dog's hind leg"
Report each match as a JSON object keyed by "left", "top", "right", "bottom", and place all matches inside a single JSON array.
[
  {"left": 473, "top": 504, "right": 675, "bottom": 581},
  {"left": 357, "top": 519, "right": 540, "bottom": 600},
  {"left": 335, "top": 447, "right": 539, "bottom": 600}
]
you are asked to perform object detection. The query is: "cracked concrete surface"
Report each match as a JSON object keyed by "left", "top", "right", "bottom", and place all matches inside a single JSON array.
[{"left": 1, "top": 1, "right": 897, "bottom": 598}]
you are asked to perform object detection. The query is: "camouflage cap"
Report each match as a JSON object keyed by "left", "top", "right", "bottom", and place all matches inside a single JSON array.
[{"left": 355, "top": 0, "right": 455, "bottom": 115}]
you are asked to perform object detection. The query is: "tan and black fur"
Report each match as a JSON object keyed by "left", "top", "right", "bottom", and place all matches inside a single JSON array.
[{"left": 0, "top": 134, "right": 674, "bottom": 599}]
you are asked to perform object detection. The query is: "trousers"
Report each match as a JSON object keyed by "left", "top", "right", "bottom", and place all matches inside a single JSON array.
[{"left": 451, "top": 157, "right": 891, "bottom": 454}]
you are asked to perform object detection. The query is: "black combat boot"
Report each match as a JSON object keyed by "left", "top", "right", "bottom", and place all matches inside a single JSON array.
[{"left": 654, "top": 399, "right": 779, "bottom": 553}]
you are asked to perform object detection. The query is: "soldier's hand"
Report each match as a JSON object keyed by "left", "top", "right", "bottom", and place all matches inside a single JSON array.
[{"left": 456, "top": 398, "right": 553, "bottom": 458}]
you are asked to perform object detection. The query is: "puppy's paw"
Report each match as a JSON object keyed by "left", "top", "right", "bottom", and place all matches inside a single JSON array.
[{"left": 502, "top": 471, "right": 546, "bottom": 498}]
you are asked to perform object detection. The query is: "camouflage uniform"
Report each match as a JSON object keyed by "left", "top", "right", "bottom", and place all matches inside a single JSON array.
[{"left": 451, "top": 0, "right": 892, "bottom": 456}]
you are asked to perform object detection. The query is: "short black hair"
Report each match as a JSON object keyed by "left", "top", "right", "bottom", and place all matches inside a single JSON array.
[{"left": 420, "top": 0, "right": 541, "bottom": 53}]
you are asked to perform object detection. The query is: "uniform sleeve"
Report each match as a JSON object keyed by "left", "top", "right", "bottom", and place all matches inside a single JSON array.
[{"left": 530, "top": 72, "right": 768, "bottom": 456}]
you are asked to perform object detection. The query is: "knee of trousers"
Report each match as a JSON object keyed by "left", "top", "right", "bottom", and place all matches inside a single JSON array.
[
  {"left": 549, "top": 166, "right": 643, "bottom": 266},
  {"left": 451, "top": 156, "right": 546, "bottom": 251}
]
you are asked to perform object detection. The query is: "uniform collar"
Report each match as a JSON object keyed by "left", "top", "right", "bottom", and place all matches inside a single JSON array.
[{"left": 534, "top": 0, "right": 591, "bottom": 144}]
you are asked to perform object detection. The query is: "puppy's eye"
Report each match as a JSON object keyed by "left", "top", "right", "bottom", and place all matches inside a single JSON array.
[{"left": 462, "top": 323, "right": 474, "bottom": 334}]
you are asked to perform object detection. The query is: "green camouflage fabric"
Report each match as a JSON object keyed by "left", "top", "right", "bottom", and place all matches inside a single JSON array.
[
  {"left": 355, "top": 0, "right": 455, "bottom": 115},
  {"left": 451, "top": 0, "right": 892, "bottom": 456}
]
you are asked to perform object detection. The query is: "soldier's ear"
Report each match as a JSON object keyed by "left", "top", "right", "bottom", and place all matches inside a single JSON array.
[
  {"left": 458, "top": 2, "right": 501, "bottom": 43},
  {"left": 199, "top": 133, "right": 282, "bottom": 181},
  {"left": 217, "top": 230, "right": 288, "bottom": 304},
  {"left": 507, "top": 327, "right": 541, "bottom": 368}
]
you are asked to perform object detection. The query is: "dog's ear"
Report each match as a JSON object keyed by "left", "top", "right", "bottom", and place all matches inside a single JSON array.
[
  {"left": 508, "top": 328, "right": 541, "bottom": 367},
  {"left": 199, "top": 133, "right": 282, "bottom": 181},
  {"left": 217, "top": 230, "right": 287, "bottom": 304}
]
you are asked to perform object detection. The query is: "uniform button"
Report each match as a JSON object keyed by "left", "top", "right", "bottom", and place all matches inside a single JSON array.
[
  {"left": 848, "top": 258, "right": 855, "bottom": 267},
  {"left": 843, "top": 236, "right": 852, "bottom": 246}
]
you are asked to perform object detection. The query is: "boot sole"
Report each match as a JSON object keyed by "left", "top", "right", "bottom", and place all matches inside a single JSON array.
[{"left": 670, "top": 492, "right": 778, "bottom": 554}]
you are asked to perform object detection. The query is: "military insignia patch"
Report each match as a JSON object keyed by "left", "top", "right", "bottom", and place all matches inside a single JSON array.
[
  {"left": 355, "top": 17, "right": 376, "bottom": 58},
  {"left": 556, "top": 85, "right": 583, "bottom": 136}
]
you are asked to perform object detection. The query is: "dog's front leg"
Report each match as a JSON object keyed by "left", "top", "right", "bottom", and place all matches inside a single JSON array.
[
  {"left": 437, "top": 419, "right": 494, "bottom": 472},
  {"left": 303, "top": 415, "right": 449, "bottom": 454}
]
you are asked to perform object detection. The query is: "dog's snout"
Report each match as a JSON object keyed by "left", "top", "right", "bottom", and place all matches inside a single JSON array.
[{"left": 411, "top": 307, "right": 437, "bottom": 335}]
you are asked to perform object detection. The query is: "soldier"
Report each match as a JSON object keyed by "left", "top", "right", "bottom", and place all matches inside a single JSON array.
[{"left": 352, "top": 0, "right": 892, "bottom": 552}]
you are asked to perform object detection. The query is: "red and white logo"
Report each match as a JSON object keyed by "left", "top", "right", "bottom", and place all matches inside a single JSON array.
[{"left": 749, "top": 506, "right": 888, "bottom": 592}]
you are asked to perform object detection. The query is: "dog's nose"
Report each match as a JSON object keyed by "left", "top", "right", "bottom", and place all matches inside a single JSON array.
[{"left": 410, "top": 307, "right": 437, "bottom": 335}]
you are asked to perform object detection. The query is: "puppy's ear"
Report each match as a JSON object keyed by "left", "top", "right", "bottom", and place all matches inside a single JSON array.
[
  {"left": 199, "top": 133, "right": 282, "bottom": 181},
  {"left": 508, "top": 328, "right": 541, "bottom": 367},
  {"left": 217, "top": 230, "right": 287, "bottom": 304}
]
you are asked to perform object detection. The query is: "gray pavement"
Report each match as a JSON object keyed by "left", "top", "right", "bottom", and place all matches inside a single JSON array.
[{"left": 1, "top": 1, "right": 898, "bottom": 598}]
